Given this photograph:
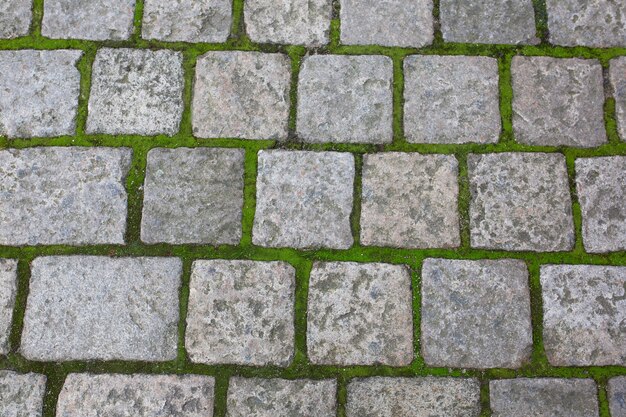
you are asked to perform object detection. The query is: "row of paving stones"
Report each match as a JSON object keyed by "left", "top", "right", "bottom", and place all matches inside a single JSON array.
[{"left": 1, "top": 49, "right": 624, "bottom": 146}]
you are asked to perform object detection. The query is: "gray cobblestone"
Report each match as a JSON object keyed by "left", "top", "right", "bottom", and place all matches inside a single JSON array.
[
  {"left": 0, "top": 371, "right": 46, "bottom": 417},
  {"left": 611, "top": 57, "right": 626, "bottom": 141},
  {"left": 609, "top": 377, "right": 626, "bottom": 417},
  {"left": 0, "top": 0, "right": 32, "bottom": 38},
  {"left": 0, "top": 260, "right": 18, "bottom": 355}
]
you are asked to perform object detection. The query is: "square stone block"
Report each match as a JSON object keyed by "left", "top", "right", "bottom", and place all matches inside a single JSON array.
[
  {"left": 610, "top": 57, "right": 626, "bottom": 142},
  {"left": 469, "top": 152, "right": 575, "bottom": 252},
  {"left": 0, "top": 259, "right": 18, "bottom": 355},
  {"left": 186, "top": 260, "right": 295, "bottom": 366},
  {"left": 609, "top": 377, "right": 626, "bottom": 417},
  {"left": 0, "top": 371, "right": 46, "bottom": 416},
  {"left": 307, "top": 262, "right": 413, "bottom": 366},
  {"left": 297, "top": 55, "right": 393, "bottom": 144},
  {"left": 0, "top": 0, "right": 32, "bottom": 38}
]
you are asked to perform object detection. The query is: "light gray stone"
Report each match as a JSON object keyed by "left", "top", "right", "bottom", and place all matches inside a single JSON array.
[
  {"left": 0, "top": 0, "right": 32, "bottom": 38},
  {"left": 252, "top": 150, "right": 354, "bottom": 249},
  {"left": 192, "top": 51, "right": 291, "bottom": 140},
  {"left": 0, "top": 259, "right": 18, "bottom": 355},
  {"left": 541, "top": 264, "right": 626, "bottom": 366},
  {"left": 512, "top": 56, "right": 606, "bottom": 147},
  {"left": 21, "top": 256, "right": 181, "bottom": 362},
  {"left": 0, "top": 50, "right": 81, "bottom": 138},
  {"left": 610, "top": 57, "right": 626, "bottom": 141},
  {"left": 297, "top": 55, "right": 393, "bottom": 144},
  {"left": 186, "top": 260, "right": 295, "bottom": 366},
  {"left": 360, "top": 153, "right": 460, "bottom": 248},
  {"left": 404, "top": 55, "right": 500, "bottom": 144},
  {"left": 0, "top": 147, "right": 131, "bottom": 246},
  {"left": 227, "top": 378, "right": 336, "bottom": 417},
  {"left": 42, "top": 0, "right": 135, "bottom": 40},
  {"left": 0, "top": 371, "right": 46, "bottom": 417},
  {"left": 490, "top": 378, "right": 599, "bottom": 417},
  {"left": 87, "top": 48, "right": 184, "bottom": 136},
  {"left": 346, "top": 377, "right": 481, "bottom": 417},
  {"left": 141, "top": 147, "right": 244, "bottom": 245},
  {"left": 57, "top": 374, "right": 214, "bottom": 417},
  {"left": 609, "top": 377, "right": 626, "bottom": 417},
  {"left": 469, "top": 152, "right": 575, "bottom": 252},
  {"left": 142, "top": 0, "right": 232, "bottom": 42},
  {"left": 307, "top": 262, "right": 413, "bottom": 366}
]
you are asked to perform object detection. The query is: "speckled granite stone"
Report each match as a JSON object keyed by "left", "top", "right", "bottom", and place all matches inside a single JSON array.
[
  {"left": 0, "top": 371, "right": 46, "bottom": 417},
  {"left": 609, "top": 377, "right": 626, "bottom": 417},
  {"left": 0, "top": 0, "right": 32, "bottom": 38},
  {"left": 0, "top": 260, "right": 18, "bottom": 355},
  {"left": 610, "top": 57, "right": 626, "bottom": 141}
]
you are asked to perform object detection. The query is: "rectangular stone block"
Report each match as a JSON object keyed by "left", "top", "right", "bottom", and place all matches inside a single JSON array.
[
  {"left": 0, "top": 0, "right": 32, "bottom": 38},
  {"left": 610, "top": 57, "right": 626, "bottom": 142},
  {"left": 0, "top": 259, "right": 18, "bottom": 355},
  {"left": 609, "top": 377, "right": 626, "bottom": 417},
  {"left": 0, "top": 371, "right": 46, "bottom": 417}
]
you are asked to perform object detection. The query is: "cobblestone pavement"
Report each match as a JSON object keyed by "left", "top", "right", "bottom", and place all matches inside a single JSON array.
[{"left": 0, "top": 0, "right": 625, "bottom": 416}]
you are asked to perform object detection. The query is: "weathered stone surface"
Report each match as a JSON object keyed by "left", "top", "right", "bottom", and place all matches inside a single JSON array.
[
  {"left": 609, "top": 377, "right": 626, "bottom": 417},
  {"left": 297, "top": 55, "right": 393, "bottom": 144},
  {"left": 610, "top": 57, "right": 626, "bottom": 142},
  {"left": 21, "top": 256, "right": 181, "bottom": 361},
  {"left": 87, "top": 48, "right": 184, "bottom": 136},
  {"left": 307, "top": 262, "right": 413, "bottom": 366},
  {"left": 253, "top": 150, "right": 354, "bottom": 249},
  {"left": 490, "top": 378, "right": 599, "bottom": 417},
  {"left": 42, "top": 0, "right": 135, "bottom": 40},
  {"left": 57, "top": 374, "right": 214, "bottom": 417},
  {"left": 227, "top": 378, "right": 336, "bottom": 417},
  {"left": 141, "top": 147, "right": 244, "bottom": 245},
  {"left": 142, "top": 0, "right": 232, "bottom": 42},
  {"left": 421, "top": 258, "right": 532, "bottom": 369},
  {"left": 541, "top": 264, "right": 626, "bottom": 366},
  {"left": 186, "top": 260, "right": 295, "bottom": 366},
  {"left": 360, "top": 153, "right": 460, "bottom": 248},
  {"left": 546, "top": 0, "right": 626, "bottom": 47},
  {"left": 244, "top": 0, "right": 332, "bottom": 46},
  {"left": 468, "top": 152, "right": 575, "bottom": 252},
  {"left": 0, "top": 260, "right": 18, "bottom": 355},
  {"left": 340, "top": 0, "right": 433, "bottom": 47},
  {"left": 511, "top": 56, "right": 606, "bottom": 147},
  {"left": 0, "top": 147, "right": 131, "bottom": 246},
  {"left": 0, "top": 50, "right": 81, "bottom": 138},
  {"left": 0, "top": 371, "right": 46, "bottom": 417},
  {"left": 404, "top": 55, "right": 500, "bottom": 144},
  {"left": 0, "top": 0, "right": 32, "bottom": 38},
  {"left": 347, "top": 377, "right": 481, "bottom": 417},
  {"left": 192, "top": 51, "right": 290, "bottom": 140}
]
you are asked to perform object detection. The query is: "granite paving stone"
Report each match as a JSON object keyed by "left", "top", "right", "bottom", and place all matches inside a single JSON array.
[
  {"left": 0, "top": 0, "right": 32, "bottom": 38},
  {"left": 0, "top": 371, "right": 46, "bottom": 417},
  {"left": 611, "top": 57, "right": 626, "bottom": 141},
  {"left": 609, "top": 377, "right": 626, "bottom": 417},
  {"left": 0, "top": 260, "right": 18, "bottom": 356}
]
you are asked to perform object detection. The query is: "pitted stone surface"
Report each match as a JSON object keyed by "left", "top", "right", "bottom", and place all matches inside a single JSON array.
[
  {"left": 468, "top": 152, "right": 575, "bottom": 252},
  {"left": 141, "top": 147, "right": 244, "bottom": 245},
  {"left": 0, "top": 147, "right": 131, "bottom": 246},
  {"left": 21, "top": 256, "right": 181, "bottom": 362},
  {"left": 57, "top": 374, "right": 215, "bottom": 417},
  {"left": 0, "top": 50, "right": 81, "bottom": 138},
  {"left": 541, "top": 264, "right": 626, "bottom": 366},
  {"left": 142, "top": 0, "right": 232, "bottom": 42},
  {"left": 87, "top": 48, "right": 184, "bottom": 136},
  {"left": 253, "top": 150, "right": 354, "bottom": 249},
  {"left": 421, "top": 258, "right": 532, "bottom": 369},
  {"left": 404, "top": 55, "right": 500, "bottom": 144},
  {"left": 611, "top": 57, "right": 626, "bottom": 141},
  {"left": 0, "top": 371, "right": 46, "bottom": 417},
  {"left": 192, "top": 51, "right": 291, "bottom": 140},
  {"left": 490, "top": 378, "right": 599, "bottom": 417},
  {"left": 297, "top": 55, "right": 393, "bottom": 144},
  {"left": 186, "top": 260, "right": 295, "bottom": 366},
  {"left": 307, "top": 262, "right": 413, "bottom": 366},
  {"left": 0, "top": 259, "right": 18, "bottom": 355},
  {"left": 360, "top": 153, "right": 460, "bottom": 248},
  {"left": 511, "top": 56, "right": 606, "bottom": 147},
  {"left": 227, "top": 378, "right": 337, "bottom": 417},
  {"left": 42, "top": 0, "right": 135, "bottom": 40},
  {"left": 609, "top": 377, "right": 626, "bottom": 417},
  {"left": 0, "top": 0, "right": 32, "bottom": 38},
  {"left": 346, "top": 377, "right": 481, "bottom": 417}
]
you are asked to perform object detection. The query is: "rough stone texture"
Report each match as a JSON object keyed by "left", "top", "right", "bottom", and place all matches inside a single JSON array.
[
  {"left": 253, "top": 150, "right": 354, "bottom": 249},
  {"left": 421, "top": 258, "right": 532, "bottom": 369},
  {"left": 142, "top": 0, "right": 232, "bottom": 42},
  {"left": 340, "top": 0, "right": 433, "bottom": 47},
  {"left": 0, "top": 0, "right": 32, "bottom": 38},
  {"left": 297, "top": 55, "right": 393, "bottom": 144},
  {"left": 546, "top": 0, "right": 626, "bottom": 47},
  {"left": 0, "top": 50, "right": 81, "bottom": 138},
  {"left": 192, "top": 51, "right": 291, "bottom": 140},
  {"left": 0, "top": 371, "right": 46, "bottom": 417},
  {"left": 609, "top": 377, "right": 626, "bottom": 417},
  {"left": 307, "top": 262, "right": 413, "bottom": 366},
  {"left": 244, "top": 0, "right": 332, "bottom": 46},
  {"left": 346, "top": 377, "right": 481, "bottom": 417},
  {"left": 0, "top": 147, "right": 131, "bottom": 246},
  {"left": 186, "top": 260, "right": 295, "bottom": 366},
  {"left": 42, "top": 0, "right": 135, "bottom": 40},
  {"left": 440, "top": 0, "right": 538, "bottom": 44},
  {"left": 490, "top": 378, "right": 600, "bottom": 417},
  {"left": 404, "top": 55, "right": 500, "bottom": 144},
  {"left": 87, "top": 48, "right": 184, "bottom": 136},
  {"left": 610, "top": 57, "right": 626, "bottom": 142},
  {"left": 0, "top": 260, "right": 18, "bottom": 355},
  {"left": 511, "top": 56, "right": 606, "bottom": 147},
  {"left": 57, "top": 374, "right": 214, "bottom": 417},
  {"left": 468, "top": 152, "right": 575, "bottom": 252},
  {"left": 227, "top": 378, "right": 336, "bottom": 417},
  {"left": 360, "top": 153, "right": 460, "bottom": 248},
  {"left": 141, "top": 148, "right": 244, "bottom": 245},
  {"left": 541, "top": 264, "right": 626, "bottom": 366},
  {"left": 21, "top": 256, "right": 181, "bottom": 362}
]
